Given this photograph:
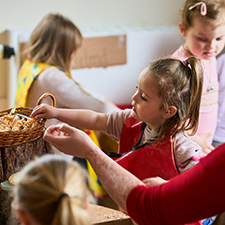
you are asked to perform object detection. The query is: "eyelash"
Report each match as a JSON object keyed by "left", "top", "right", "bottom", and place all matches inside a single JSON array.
[{"left": 136, "top": 86, "right": 147, "bottom": 101}]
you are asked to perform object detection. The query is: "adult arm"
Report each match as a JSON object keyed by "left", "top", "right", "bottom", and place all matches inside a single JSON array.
[{"left": 43, "top": 124, "right": 225, "bottom": 225}]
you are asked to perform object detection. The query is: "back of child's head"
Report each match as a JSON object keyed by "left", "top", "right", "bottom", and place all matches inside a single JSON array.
[
  {"left": 147, "top": 56, "right": 203, "bottom": 139},
  {"left": 25, "top": 13, "right": 82, "bottom": 72},
  {"left": 12, "top": 154, "right": 91, "bottom": 225},
  {"left": 181, "top": 0, "right": 225, "bottom": 29}
]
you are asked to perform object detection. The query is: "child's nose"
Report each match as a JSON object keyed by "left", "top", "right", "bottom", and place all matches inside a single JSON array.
[{"left": 206, "top": 40, "right": 215, "bottom": 49}]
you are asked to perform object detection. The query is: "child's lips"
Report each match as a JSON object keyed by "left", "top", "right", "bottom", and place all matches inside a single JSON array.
[{"left": 204, "top": 51, "right": 214, "bottom": 57}]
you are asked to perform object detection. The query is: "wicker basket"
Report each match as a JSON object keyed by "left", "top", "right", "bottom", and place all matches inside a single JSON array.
[{"left": 0, "top": 93, "right": 56, "bottom": 147}]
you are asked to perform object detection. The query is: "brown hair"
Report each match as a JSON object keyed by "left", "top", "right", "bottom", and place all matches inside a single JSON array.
[
  {"left": 147, "top": 56, "right": 203, "bottom": 142},
  {"left": 24, "top": 13, "right": 82, "bottom": 72},
  {"left": 181, "top": 0, "right": 225, "bottom": 30},
  {"left": 12, "top": 155, "right": 91, "bottom": 225}
]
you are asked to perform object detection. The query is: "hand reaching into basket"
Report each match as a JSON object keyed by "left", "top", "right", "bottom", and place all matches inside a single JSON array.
[{"left": 31, "top": 103, "right": 58, "bottom": 120}]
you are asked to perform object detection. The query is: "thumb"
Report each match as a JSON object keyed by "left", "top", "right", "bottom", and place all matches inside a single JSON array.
[{"left": 56, "top": 123, "right": 74, "bottom": 135}]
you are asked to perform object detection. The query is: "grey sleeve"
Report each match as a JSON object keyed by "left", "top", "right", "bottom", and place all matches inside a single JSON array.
[
  {"left": 105, "top": 109, "right": 133, "bottom": 141},
  {"left": 173, "top": 132, "right": 202, "bottom": 173},
  {"left": 37, "top": 67, "right": 118, "bottom": 113}
]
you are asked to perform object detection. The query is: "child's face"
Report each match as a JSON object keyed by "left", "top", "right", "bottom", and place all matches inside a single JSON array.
[
  {"left": 131, "top": 68, "right": 166, "bottom": 131},
  {"left": 182, "top": 19, "right": 225, "bottom": 61}
]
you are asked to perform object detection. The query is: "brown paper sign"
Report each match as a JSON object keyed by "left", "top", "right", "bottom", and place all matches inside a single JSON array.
[{"left": 71, "top": 35, "right": 127, "bottom": 69}]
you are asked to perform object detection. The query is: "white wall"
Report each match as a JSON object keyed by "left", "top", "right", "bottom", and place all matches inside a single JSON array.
[
  {"left": 0, "top": 0, "right": 186, "bottom": 109},
  {"left": 0, "top": 0, "right": 185, "bottom": 32}
]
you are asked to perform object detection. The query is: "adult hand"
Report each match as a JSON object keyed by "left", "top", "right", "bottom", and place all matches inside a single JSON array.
[{"left": 43, "top": 123, "right": 96, "bottom": 158}]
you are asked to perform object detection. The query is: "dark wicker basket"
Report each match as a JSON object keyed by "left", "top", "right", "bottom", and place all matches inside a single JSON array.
[{"left": 0, "top": 93, "right": 56, "bottom": 147}]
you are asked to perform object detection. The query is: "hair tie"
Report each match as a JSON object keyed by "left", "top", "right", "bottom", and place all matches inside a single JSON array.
[
  {"left": 58, "top": 193, "right": 69, "bottom": 203},
  {"left": 182, "top": 60, "right": 188, "bottom": 67},
  {"left": 189, "top": 2, "right": 207, "bottom": 16},
  {"left": 182, "top": 60, "right": 192, "bottom": 70}
]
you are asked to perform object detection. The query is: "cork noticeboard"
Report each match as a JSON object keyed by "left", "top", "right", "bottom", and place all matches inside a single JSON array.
[{"left": 20, "top": 34, "right": 127, "bottom": 69}]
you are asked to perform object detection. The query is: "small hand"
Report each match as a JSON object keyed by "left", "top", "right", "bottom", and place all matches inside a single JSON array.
[{"left": 30, "top": 103, "right": 56, "bottom": 120}]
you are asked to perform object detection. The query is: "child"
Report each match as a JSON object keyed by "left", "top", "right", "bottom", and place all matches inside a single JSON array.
[
  {"left": 12, "top": 154, "right": 91, "bottom": 225},
  {"left": 14, "top": 13, "right": 118, "bottom": 200},
  {"left": 171, "top": 0, "right": 225, "bottom": 154},
  {"left": 31, "top": 56, "right": 203, "bottom": 180},
  {"left": 14, "top": 13, "right": 117, "bottom": 121},
  {"left": 212, "top": 53, "right": 225, "bottom": 147}
]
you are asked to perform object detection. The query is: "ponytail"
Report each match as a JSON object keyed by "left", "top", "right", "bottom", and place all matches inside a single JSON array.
[
  {"left": 182, "top": 56, "right": 203, "bottom": 135},
  {"left": 12, "top": 155, "right": 91, "bottom": 225}
]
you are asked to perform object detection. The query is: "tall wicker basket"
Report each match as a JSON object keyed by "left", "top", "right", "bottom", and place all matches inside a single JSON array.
[{"left": 0, "top": 92, "right": 56, "bottom": 225}]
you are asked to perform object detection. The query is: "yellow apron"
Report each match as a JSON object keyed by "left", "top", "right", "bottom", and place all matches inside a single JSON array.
[{"left": 15, "top": 59, "right": 108, "bottom": 198}]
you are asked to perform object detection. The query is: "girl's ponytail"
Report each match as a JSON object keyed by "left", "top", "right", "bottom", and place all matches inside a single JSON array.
[
  {"left": 184, "top": 56, "right": 203, "bottom": 135},
  {"left": 52, "top": 196, "right": 90, "bottom": 225}
]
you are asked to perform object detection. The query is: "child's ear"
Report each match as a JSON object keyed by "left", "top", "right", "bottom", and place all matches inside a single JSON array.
[
  {"left": 163, "top": 106, "right": 177, "bottom": 119},
  {"left": 16, "top": 207, "right": 31, "bottom": 225},
  {"left": 179, "top": 22, "right": 186, "bottom": 36}
]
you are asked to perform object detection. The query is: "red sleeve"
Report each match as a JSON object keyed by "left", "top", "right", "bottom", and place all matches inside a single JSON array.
[{"left": 127, "top": 144, "right": 225, "bottom": 225}]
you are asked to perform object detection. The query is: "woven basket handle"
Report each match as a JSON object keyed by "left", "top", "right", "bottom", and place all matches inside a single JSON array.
[{"left": 36, "top": 93, "right": 56, "bottom": 107}]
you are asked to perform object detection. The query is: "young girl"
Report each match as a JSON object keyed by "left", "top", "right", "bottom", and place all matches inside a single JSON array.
[
  {"left": 172, "top": 0, "right": 225, "bottom": 154},
  {"left": 14, "top": 13, "right": 118, "bottom": 200},
  {"left": 14, "top": 13, "right": 117, "bottom": 119},
  {"left": 12, "top": 154, "right": 91, "bottom": 225},
  {"left": 31, "top": 56, "right": 203, "bottom": 180}
]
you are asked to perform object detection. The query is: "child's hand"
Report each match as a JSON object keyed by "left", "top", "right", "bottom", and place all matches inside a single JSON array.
[
  {"left": 30, "top": 103, "right": 56, "bottom": 120},
  {"left": 44, "top": 123, "right": 96, "bottom": 158},
  {"left": 191, "top": 133, "right": 215, "bottom": 155},
  {"left": 142, "top": 177, "right": 167, "bottom": 187}
]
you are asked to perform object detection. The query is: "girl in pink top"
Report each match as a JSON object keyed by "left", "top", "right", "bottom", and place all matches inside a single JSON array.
[{"left": 172, "top": 0, "right": 225, "bottom": 154}]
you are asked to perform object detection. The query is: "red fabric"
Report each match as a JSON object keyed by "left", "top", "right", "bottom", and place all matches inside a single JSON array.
[
  {"left": 116, "top": 116, "right": 178, "bottom": 180},
  {"left": 116, "top": 104, "right": 132, "bottom": 110},
  {"left": 127, "top": 143, "right": 225, "bottom": 225}
]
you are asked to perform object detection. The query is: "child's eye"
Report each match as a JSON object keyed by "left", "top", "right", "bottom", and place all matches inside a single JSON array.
[
  {"left": 197, "top": 37, "right": 207, "bottom": 42},
  {"left": 141, "top": 95, "right": 147, "bottom": 101},
  {"left": 136, "top": 85, "right": 138, "bottom": 89},
  {"left": 217, "top": 37, "right": 224, "bottom": 41}
]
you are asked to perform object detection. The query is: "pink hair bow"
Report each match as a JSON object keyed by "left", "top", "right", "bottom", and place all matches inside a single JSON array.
[{"left": 189, "top": 2, "right": 207, "bottom": 16}]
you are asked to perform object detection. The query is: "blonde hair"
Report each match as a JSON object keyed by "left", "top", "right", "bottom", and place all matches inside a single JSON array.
[
  {"left": 24, "top": 13, "right": 82, "bottom": 72},
  {"left": 12, "top": 155, "right": 91, "bottom": 225},
  {"left": 146, "top": 56, "right": 203, "bottom": 142},
  {"left": 181, "top": 0, "right": 225, "bottom": 30}
]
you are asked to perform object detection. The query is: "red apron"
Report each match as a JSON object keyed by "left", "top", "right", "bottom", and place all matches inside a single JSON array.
[
  {"left": 109, "top": 116, "right": 202, "bottom": 225},
  {"left": 109, "top": 116, "right": 178, "bottom": 180}
]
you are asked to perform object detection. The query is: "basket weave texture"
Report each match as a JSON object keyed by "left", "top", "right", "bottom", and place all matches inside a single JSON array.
[{"left": 0, "top": 93, "right": 56, "bottom": 147}]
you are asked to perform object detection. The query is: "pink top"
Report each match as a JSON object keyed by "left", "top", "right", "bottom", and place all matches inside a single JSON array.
[
  {"left": 172, "top": 45, "right": 219, "bottom": 145},
  {"left": 127, "top": 143, "right": 225, "bottom": 225},
  {"left": 213, "top": 54, "right": 225, "bottom": 143}
]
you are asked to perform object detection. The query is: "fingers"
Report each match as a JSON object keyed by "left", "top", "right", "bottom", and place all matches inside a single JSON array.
[{"left": 30, "top": 104, "right": 46, "bottom": 119}]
